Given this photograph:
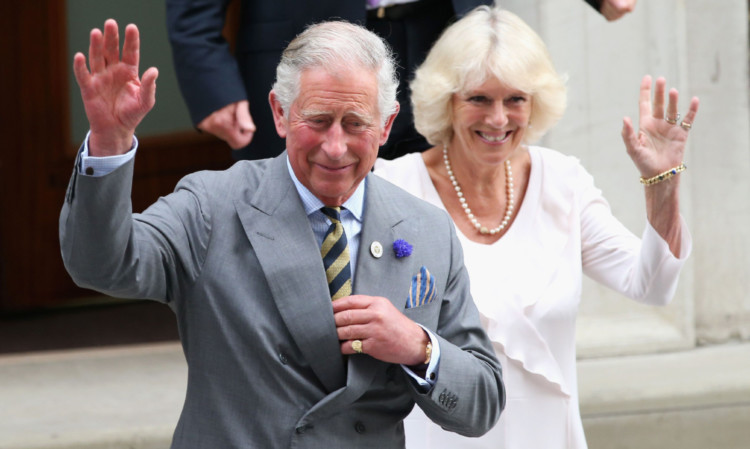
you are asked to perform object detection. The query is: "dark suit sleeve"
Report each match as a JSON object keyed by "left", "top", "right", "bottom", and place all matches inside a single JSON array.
[
  {"left": 584, "top": 0, "right": 602, "bottom": 13},
  {"left": 166, "top": 0, "right": 248, "bottom": 125}
]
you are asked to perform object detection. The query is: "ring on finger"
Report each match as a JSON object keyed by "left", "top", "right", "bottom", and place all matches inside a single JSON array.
[
  {"left": 665, "top": 113, "right": 680, "bottom": 125},
  {"left": 352, "top": 339, "right": 363, "bottom": 354},
  {"left": 680, "top": 121, "right": 692, "bottom": 131}
]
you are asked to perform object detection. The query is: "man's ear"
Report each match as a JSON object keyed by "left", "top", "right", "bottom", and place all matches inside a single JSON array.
[
  {"left": 379, "top": 102, "right": 400, "bottom": 146},
  {"left": 268, "top": 90, "right": 288, "bottom": 139}
]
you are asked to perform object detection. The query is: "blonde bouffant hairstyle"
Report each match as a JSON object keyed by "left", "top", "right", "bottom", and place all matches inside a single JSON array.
[{"left": 411, "top": 5, "right": 567, "bottom": 146}]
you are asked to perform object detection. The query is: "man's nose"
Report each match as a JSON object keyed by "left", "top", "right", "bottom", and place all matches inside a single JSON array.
[{"left": 321, "top": 123, "right": 346, "bottom": 158}]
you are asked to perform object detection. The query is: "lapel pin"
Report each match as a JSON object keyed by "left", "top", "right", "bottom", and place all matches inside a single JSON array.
[{"left": 370, "top": 241, "right": 383, "bottom": 258}]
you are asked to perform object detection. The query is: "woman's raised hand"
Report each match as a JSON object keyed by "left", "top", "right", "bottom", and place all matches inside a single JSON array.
[{"left": 621, "top": 75, "right": 699, "bottom": 181}]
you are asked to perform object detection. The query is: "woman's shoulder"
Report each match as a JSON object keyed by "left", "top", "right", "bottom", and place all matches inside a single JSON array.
[
  {"left": 529, "top": 145, "right": 593, "bottom": 185},
  {"left": 373, "top": 153, "right": 425, "bottom": 181},
  {"left": 372, "top": 153, "right": 431, "bottom": 196}
]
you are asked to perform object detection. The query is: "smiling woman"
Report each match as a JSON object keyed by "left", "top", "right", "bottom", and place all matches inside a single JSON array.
[{"left": 374, "top": 4, "right": 698, "bottom": 448}]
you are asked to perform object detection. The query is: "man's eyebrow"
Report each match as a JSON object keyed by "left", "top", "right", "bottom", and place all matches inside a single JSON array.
[
  {"left": 299, "top": 109, "right": 329, "bottom": 119},
  {"left": 299, "top": 109, "right": 373, "bottom": 124}
]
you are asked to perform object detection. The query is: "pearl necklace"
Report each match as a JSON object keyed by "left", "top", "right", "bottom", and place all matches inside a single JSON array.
[{"left": 443, "top": 145, "right": 515, "bottom": 235}]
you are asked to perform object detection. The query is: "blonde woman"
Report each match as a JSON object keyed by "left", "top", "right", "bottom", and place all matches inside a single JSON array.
[{"left": 375, "top": 5, "right": 698, "bottom": 448}]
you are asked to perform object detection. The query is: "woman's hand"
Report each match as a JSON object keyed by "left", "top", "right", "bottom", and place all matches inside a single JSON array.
[
  {"left": 72, "top": 19, "right": 158, "bottom": 156},
  {"left": 621, "top": 75, "right": 699, "bottom": 179},
  {"left": 621, "top": 75, "right": 699, "bottom": 257}
]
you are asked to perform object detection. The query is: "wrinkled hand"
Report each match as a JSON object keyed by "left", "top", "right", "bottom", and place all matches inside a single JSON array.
[
  {"left": 599, "top": 0, "right": 637, "bottom": 21},
  {"left": 621, "top": 75, "right": 700, "bottom": 180},
  {"left": 333, "top": 295, "right": 429, "bottom": 366},
  {"left": 198, "top": 100, "right": 256, "bottom": 150},
  {"left": 72, "top": 19, "right": 158, "bottom": 156}
]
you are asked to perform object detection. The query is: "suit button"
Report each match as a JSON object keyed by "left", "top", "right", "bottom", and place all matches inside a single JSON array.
[
  {"left": 354, "top": 421, "right": 366, "bottom": 434},
  {"left": 278, "top": 352, "right": 288, "bottom": 365}
]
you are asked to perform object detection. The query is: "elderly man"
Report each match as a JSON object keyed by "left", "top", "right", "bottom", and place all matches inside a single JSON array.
[{"left": 60, "top": 18, "right": 504, "bottom": 448}]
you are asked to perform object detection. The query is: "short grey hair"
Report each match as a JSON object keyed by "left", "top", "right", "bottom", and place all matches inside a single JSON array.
[
  {"left": 411, "top": 5, "right": 567, "bottom": 145},
  {"left": 272, "top": 20, "right": 399, "bottom": 126}
]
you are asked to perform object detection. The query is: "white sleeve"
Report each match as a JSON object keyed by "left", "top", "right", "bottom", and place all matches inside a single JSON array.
[{"left": 78, "top": 131, "right": 138, "bottom": 177}]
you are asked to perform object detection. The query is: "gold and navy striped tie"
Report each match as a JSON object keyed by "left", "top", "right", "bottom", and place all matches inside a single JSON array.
[{"left": 320, "top": 207, "right": 352, "bottom": 300}]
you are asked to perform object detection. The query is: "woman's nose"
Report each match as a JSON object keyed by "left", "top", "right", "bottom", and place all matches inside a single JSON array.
[{"left": 487, "top": 104, "right": 509, "bottom": 127}]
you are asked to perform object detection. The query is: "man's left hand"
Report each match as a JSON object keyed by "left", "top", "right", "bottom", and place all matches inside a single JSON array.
[{"left": 333, "top": 295, "right": 429, "bottom": 366}]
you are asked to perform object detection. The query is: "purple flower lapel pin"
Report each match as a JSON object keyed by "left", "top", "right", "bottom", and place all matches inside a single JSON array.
[{"left": 393, "top": 239, "right": 413, "bottom": 258}]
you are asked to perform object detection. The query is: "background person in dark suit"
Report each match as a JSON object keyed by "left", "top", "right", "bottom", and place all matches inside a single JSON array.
[
  {"left": 61, "top": 18, "right": 504, "bottom": 448},
  {"left": 166, "top": 0, "right": 635, "bottom": 161}
]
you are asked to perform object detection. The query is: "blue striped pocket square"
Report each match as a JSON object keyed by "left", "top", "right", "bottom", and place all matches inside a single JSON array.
[{"left": 406, "top": 266, "right": 436, "bottom": 308}]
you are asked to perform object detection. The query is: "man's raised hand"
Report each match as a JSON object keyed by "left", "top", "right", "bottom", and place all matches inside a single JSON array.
[{"left": 73, "top": 19, "right": 158, "bottom": 156}]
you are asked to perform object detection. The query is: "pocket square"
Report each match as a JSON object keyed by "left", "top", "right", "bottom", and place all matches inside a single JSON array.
[{"left": 406, "top": 266, "right": 436, "bottom": 308}]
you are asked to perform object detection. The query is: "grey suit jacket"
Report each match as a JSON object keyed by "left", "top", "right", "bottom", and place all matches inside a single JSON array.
[{"left": 60, "top": 152, "right": 504, "bottom": 448}]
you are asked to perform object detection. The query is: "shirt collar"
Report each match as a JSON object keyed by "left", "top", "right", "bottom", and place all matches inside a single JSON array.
[{"left": 286, "top": 155, "right": 365, "bottom": 221}]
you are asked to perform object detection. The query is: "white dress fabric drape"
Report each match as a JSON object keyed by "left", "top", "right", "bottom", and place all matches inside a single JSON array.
[{"left": 373, "top": 146, "right": 691, "bottom": 449}]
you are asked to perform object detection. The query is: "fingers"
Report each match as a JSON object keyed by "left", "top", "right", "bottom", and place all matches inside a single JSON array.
[
  {"left": 331, "top": 294, "right": 373, "bottom": 313},
  {"left": 232, "top": 100, "right": 256, "bottom": 149},
  {"left": 665, "top": 88, "right": 679, "bottom": 122},
  {"left": 235, "top": 100, "right": 256, "bottom": 133},
  {"left": 122, "top": 23, "right": 140, "bottom": 67},
  {"left": 680, "top": 96, "right": 700, "bottom": 128},
  {"left": 341, "top": 339, "right": 364, "bottom": 356},
  {"left": 646, "top": 75, "right": 700, "bottom": 130},
  {"left": 651, "top": 76, "right": 666, "bottom": 120},
  {"left": 638, "top": 74, "right": 653, "bottom": 122},
  {"left": 103, "top": 19, "right": 120, "bottom": 67},
  {"left": 140, "top": 67, "right": 159, "bottom": 112},
  {"left": 600, "top": 0, "right": 636, "bottom": 21},
  {"left": 198, "top": 102, "right": 254, "bottom": 149},
  {"left": 88, "top": 27, "right": 104, "bottom": 73},
  {"left": 87, "top": 19, "right": 134, "bottom": 73},
  {"left": 621, "top": 116, "right": 636, "bottom": 145},
  {"left": 72, "top": 52, "right": 90, "bottom": 90}
]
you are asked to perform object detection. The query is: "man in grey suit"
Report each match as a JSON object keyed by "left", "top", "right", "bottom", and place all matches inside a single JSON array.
[{"left": 61, "top": 18, "right": 504, "bottom": 448}]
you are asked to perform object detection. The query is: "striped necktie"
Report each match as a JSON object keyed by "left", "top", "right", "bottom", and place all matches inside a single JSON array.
[{"left": 320, "top": 207, "right": 352, "bottom": 300}]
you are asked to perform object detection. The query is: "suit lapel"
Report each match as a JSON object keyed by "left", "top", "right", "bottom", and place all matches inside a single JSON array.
[
  {"left": 346, "top": 175, "right": 414, "bottom": 394},
  {"left": 233, "top": 154, "right": 346, "bottom": 393}
]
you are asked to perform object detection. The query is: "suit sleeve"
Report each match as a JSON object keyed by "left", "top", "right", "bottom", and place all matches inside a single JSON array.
[
  {"left": 59, "top": 156, "right": 211, "bottom": 303},
  {"left": 584, "top": 0, "right": 602, "bottom": 13},
  {"left": 166, "top": 0, "right": 247, "bottom": 125},
  {"left": 410, "top": 213, "right": 506, "bottom": 437}
]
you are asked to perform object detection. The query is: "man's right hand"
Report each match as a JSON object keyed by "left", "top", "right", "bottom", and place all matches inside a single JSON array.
[
  {"left": 599, "top": 0, "right": 637, "bottom": 21},
  {"left": 73, "top": 19, "right": 158, "bottom": 156},
  {"left": 197, "top": 100, "right": 256, "bottom": 150}
]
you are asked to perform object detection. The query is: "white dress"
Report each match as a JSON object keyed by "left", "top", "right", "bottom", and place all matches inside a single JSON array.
[{"left": 373, "top": 147, "right": 691, "bottom": 449}]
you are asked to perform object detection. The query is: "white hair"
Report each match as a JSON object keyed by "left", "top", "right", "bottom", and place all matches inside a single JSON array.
[
  {"left": 411, "top": 5, "right": 567, "bottom": 145},
  {"left": 272, "top": 21, "right": 399, "bottom": 126}
]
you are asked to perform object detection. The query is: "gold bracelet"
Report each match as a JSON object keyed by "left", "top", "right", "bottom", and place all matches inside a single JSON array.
[{"left": 639, "top": 163, "right": 686, "bottom": 186}]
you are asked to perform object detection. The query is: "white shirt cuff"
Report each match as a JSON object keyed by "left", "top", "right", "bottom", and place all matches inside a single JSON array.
[
  {"left": 79, "top": 131, "right": 138, "bottom": 177},
  {"left": 401, "top": 325, "right": 440, "bottom": 391}
]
